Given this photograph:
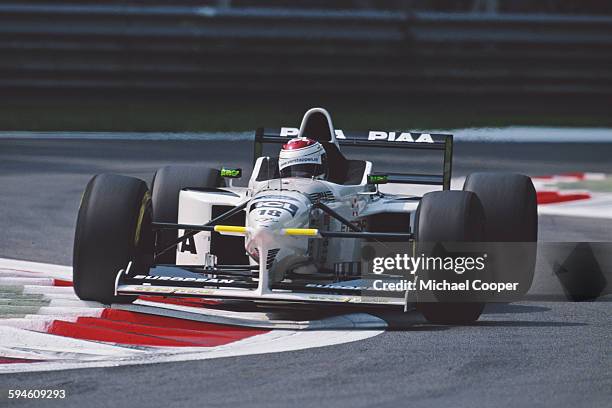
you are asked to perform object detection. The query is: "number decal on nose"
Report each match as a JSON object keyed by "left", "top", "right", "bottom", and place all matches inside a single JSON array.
[{"left": 250, "top": 201, "right": 299, "bottom": 217}]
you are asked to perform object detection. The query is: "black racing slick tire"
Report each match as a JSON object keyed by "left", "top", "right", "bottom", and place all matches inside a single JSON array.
[
  {"left": 151, "top": 166, "right": 222, "bottom": 264},
  {"left": 463, "top": 172, "right": 538, "bottom": 297},
  {"left": 415, "top": 190, "right": 486, "bottom": 324},
  {"left": 463, "top": 172, "right": 537, "bottom": 243},
  {"left": 73, "top": 174, "right": 153, "bottom": 304}
]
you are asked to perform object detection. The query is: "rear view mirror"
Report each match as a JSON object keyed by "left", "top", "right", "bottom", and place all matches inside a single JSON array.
[
  {"left": 367, "top": 174, "right": 388, "bottom": 185},
  {"left": 220, "top": 168, "right": 242, "bottom": 179}
]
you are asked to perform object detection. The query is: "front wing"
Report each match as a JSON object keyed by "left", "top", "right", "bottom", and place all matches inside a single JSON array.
[{"left": 115, "top": 266, "right": 410, "bottom": 307}]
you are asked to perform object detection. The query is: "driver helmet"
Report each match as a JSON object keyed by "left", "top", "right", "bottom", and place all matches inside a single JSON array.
[{"left": 278, "top": 137, "right": 328, "bottom": 179}]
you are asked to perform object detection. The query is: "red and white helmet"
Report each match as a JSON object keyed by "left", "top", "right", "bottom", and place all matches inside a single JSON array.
[{"left": 278, "top": 137, "right": 328, "bottom": 179}]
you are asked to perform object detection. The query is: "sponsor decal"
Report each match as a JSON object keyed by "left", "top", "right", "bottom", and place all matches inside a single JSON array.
[
  {"left": 172, "top": 288, "right": 216, "bottom": 295},
  {"left": 278, "top": 127, "right": 434, "bottom": 143},
  {"left": 305, "top": 294, "right": 392, "bottom": 304},
  {"left": 368, "top": 131, "right": 434, "bottom": 143},
  {"left": 278, "top": 155, "right": 322, "bottom": 170},
  {"left": 254, "top": 217, "right": 279, "bottom": 223},
  {"left": 280, "top": 127, "right": 347, "bottom": 138},
  {"left": 180, "top": 236, "right": 197, "bottom": 254},
  {"left": 307, "top": 295, "right": 356, "bottom": 302},
  {"left": 125, "top": 286, "right": 220, "bottom": 296},
  {"left": 250, "top": 200, "right": 299, "bottom": 217},
  {"left": 133, "top": 286, "right": 174, "bottom": 294},
  {"left": 280, "top": 127, "right": 299, "bottom": 137},
  {"left": 131, "top": 275, "right": 235, "bottom": 284},
  {"left": 305, "top": 283, "right": 369, "bottom": 291}
]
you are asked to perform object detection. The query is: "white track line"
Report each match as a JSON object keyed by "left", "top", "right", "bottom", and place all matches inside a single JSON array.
[
  {"left": 0, "top": 326, "right": 145, "bottom": 357},
  {"left": 449, "top": 127, "right": 612, "bottom": 143},
  {"left": 0, "top": 277, "right": 57, "bottom": 286},
  {"left": 35, "top": 307, "right": 105, "bottom": 315},
  {"left": 0, "top": 328, "right": 382, "bottom": 374},
  {"left": 22, "top": 286, "right": 75, "bottom": 295},
  {"left": 0, "top": 131, "right": 252, "bottom": 141},
  {"left": 537, "top": 194, "right": 612, "bottom": 219},
  {"left": 0, "top": 258, "right": 72, "bottom": 281}
]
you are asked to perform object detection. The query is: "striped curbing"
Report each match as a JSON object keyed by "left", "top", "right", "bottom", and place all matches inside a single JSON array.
[{"left": 0, "top": 258, "right": 385, "bottom": 373}]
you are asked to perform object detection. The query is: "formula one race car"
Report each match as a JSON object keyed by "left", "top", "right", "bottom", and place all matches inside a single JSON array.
[{"left": 73, "top": 108, "right": 537, "bottom": 324}]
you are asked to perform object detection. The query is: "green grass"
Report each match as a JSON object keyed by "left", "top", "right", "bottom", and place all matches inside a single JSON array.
[
  {"left": 559, "top": 179, "right": 612, "bottom": 192},
  {"left": 2, "top": 95, "right": 611, "bottom": 132}
]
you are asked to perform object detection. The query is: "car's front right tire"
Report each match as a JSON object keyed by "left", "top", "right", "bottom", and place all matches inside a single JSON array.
[{"left": 151, "top": 165, "right": 222, "bottom": 264}]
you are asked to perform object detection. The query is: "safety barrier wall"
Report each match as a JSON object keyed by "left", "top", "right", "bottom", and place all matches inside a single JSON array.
[{"left": 1, "top": 3, "right": 611, "bottom": 95}]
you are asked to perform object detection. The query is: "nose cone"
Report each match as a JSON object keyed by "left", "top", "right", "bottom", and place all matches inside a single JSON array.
[
  {"left": 247, "top": 191, "right": 310, "bottom": 231},
  {"left": 245, "top": 191, "right": 311, "bottom": 259},
  {"left": 248, "top": 201, "right": 294, "bottom": 231}
]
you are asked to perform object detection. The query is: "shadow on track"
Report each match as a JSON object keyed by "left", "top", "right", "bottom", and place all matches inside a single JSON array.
[
  {"left": 482, "top": 303, "right": 551, "bottom": 314},
  {"left": 472, "top": 320, "right": 587, "bottom": 327}
]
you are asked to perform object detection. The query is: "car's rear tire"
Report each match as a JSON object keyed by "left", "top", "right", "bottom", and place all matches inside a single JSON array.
[
  {"left": 415, "top": 190, "right": 486, "bottom": 324},
  {"left": 73, "top": 174, "right": 153, "bottom": 304},
  {"left": 463, "top": 172, "right": 538, "bottom": 297},
  {"left": 151, "top": 165, "right": 222, "bottom": 264}
]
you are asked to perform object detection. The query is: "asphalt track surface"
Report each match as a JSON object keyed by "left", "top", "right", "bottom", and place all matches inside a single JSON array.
[{"left": 1, "top": 136, "right": 611, "bottom": 407}]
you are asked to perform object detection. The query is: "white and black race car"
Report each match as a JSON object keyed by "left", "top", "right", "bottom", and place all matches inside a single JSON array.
[{"left": 73, "top": 108, "right": 537, "bottom": 324}]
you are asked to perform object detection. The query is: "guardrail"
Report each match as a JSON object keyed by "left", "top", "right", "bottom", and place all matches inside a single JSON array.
[{"left": 1, "top": 3, "right": 611, "bottom": 95}]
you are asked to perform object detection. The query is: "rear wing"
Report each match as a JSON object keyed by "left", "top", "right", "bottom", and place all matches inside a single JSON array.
[{"left": 254, "top": 127, "right": 453, "bottom": 190}]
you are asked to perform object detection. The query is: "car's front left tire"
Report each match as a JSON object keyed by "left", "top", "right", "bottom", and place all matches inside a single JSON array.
[
  {"left": 73, "top": 174, "right": 153, "bottom": 304},
  {"left": 415, "top": 190, "right": 486, "bottom": 324}
]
